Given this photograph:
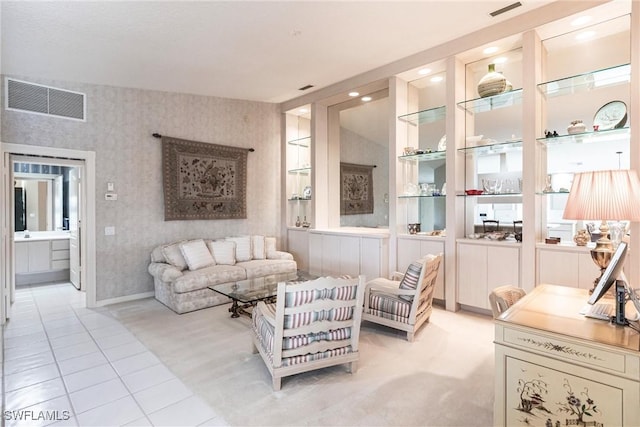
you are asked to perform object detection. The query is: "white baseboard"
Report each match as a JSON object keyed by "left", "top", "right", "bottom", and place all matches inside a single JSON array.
[{"left": 96, "top": 291, "right": 154, "bottom": 307}]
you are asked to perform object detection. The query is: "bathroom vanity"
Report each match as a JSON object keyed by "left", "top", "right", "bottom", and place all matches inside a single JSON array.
[{"left": 15, "top": 232, "right": 71, "bottom": 285}]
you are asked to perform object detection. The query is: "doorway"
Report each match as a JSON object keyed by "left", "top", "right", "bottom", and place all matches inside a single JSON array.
[{"left": 1, "top": 143, "right": 96, "bottom": 325}]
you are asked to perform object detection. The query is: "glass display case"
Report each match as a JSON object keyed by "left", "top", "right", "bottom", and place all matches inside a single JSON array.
[
  {"left": 285, "top": 106, "right": 312, "bottom": 228},
  {"left": 458, "top": 48, "right": 524, "bottom": 240},
  {"left": 397, "top": 70, "right": 447, "bottom": 236},
  {"left": 537, "top": 15, "right": 631, "bottom": 243}
]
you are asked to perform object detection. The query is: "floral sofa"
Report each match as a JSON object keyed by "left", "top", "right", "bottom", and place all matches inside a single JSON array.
[{"left": 148, "top": 235, "right": 297, "bottom": 314}]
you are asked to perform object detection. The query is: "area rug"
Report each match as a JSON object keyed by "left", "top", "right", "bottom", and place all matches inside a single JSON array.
[
  {"left": 340, "top": 162, "right": 374, "bottom": 215},
  {"left": 162, "top": 136, "right": 249, "bottom": 220}
]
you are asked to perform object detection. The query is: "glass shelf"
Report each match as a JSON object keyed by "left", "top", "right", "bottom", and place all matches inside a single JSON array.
[
  {"left": 536, "top": 191, "right": 570, "bottom": 196},
  {"left": 288, "top": 198, "right": 311, "bottom": 202},
  {"left": 398, "top": 150, "right": 446, "bottom": 161},
  {"left": 456, "top": 89, "right": 523, "bottom": 114},
  {"left": 536, "top": 127, "right": 630, "bottom": 146},
  {"left": 537, "top": 63, "right": 630, "bottom": 99},
  {"left": 398, "top": 194, "right": 446, "bottom": 199},
  {"left": 287, "top": 167, "right": 311, "bottom": 174},
  {"left": 398, "top": 105, "right": 446, "bottom": 125},
  {"left": 457, "top": 192, "right": 522, "bottom": 199},
  {"left": 457, "top": 139, "right": 523, "bottom": 155},
  {"left": 287, "top": 136, "right": 311, "bottom": 147}
]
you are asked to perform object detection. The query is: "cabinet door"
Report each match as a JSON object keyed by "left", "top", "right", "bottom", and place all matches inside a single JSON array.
[
  {"left": 487, "top": 247, "right": 520, "bottom": 307},
  {"left": 457, "top": 243, "right": 488, "bottom": 308},
  {"left": 308, "top": 233, "right": 323, "bottom": 276},
  {"left": 321, "top": 235, "right": 342, "bottom": 276},
  {"left": 28, "top": 241, "right": 51, "bottom": 272},
  {"left": 538, "top": 249, "right": 579, "bottom": 288},
  {"left": 287, "top": 229, "right": 309, "bottom": 272},
  {"left": 360, "top": 237, "right": 385, "bottom": 281},
  {"left": 397, "top": 238, "right": 422, "bottom": 273},
  {"left": 339, "top": 236, "right": 360, "bottom": 277},
  {"left": 15, "top": 242, "right": 29, "bottom": 274}
]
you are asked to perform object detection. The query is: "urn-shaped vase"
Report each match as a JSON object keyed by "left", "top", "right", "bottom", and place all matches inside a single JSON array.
[{"left": 477, "top": 63, "right": 507, "bottom": 98}]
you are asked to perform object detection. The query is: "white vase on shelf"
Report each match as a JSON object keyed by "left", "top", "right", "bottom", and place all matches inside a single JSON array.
[{"left": 477, "top": 63, "right": 507, "bottom": 98}]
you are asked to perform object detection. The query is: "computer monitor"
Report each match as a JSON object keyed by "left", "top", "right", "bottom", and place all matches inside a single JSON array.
[
  {"left": 589, "top": 242, "right": 627, "bottom": 305},
  {"left": 588, "top": 241, "right": 628, "bottom": 325}
]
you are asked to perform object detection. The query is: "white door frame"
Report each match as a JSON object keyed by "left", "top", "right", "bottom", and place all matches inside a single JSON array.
[{"left": 1, "top": 143, "right": 97, "bottom": 309}]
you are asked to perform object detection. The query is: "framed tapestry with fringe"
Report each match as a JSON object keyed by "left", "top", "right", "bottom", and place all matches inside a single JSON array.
[
  {"left": 162, "top": 136, "right": 249, "bottom": 220},
  {"left": 340, "top": 162, "right": 374, "bottom": 215}
]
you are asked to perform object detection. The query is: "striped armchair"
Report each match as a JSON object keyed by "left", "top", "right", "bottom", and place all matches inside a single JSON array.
[
  {"left": 363, "top": 253, "right": 443, "bottom": 342},
  {"left": 251, "top": 275, "right": 365, "bottom": 390}
]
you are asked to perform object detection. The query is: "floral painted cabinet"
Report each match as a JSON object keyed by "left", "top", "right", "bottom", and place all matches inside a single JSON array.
[{"left": 494, "top": 285, "right": 640, "bottom": 427}]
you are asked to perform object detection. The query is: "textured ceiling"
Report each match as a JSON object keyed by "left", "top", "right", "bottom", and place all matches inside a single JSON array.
[{"left": 1, "top": 1, "right": 556, "bottom": 103}]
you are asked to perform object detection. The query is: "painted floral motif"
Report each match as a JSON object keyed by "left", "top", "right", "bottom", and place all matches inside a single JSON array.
[
  {"left": 557, "top": 379, "right": 602, "bottom": 426},
  {"left": 518, "top": 338, "right": 604, "bottom": 361}
]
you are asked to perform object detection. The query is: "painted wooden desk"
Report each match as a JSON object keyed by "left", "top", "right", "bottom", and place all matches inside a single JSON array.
[{"left": 494, "top": 284, "right": 640, "bottom": 426}]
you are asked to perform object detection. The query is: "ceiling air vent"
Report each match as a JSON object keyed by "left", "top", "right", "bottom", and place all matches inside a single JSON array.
[{"left": 5, "top": 78, "right": 86, "bottom": 121}]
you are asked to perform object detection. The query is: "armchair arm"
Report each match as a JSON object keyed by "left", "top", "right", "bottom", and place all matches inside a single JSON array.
[
  {"left": 148, "top": 262, "right": 183, "bottom": 283},
  {"left": 390, "top": 271, "right": 405, "bottom": 281}
]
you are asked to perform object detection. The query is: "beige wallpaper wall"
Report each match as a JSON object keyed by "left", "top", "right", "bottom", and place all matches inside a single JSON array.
[{"left": 1, "top": 76, "right": 282, "bottom": 301}]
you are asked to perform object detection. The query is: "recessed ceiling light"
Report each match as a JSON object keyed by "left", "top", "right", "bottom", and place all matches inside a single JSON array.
[
  {"left": 430, "top": 76, "right": 443, "bottom": 83},
  {"left": 493, "top": 57, "right": 508, "bottom": 64},
  {"left": 361, "top": 96, "right": 372, "bottom": 102},
  {"left": 418, "top": 68, "right": 431, "bottom": 75},
  {"left": 349, "top": 91, "right": 359, "bottom": 97},
  {"left": 299, "top": 108, "right": 308, "bottom": 114},
  {"left": 575, "top": 31, "right": 596, "bottom": 41},
  {"left": 571, "top": 16, "right": 592, "bottom": 26},
  {"left": 483, "top": 46, "right": 499, "bottom": 55}
]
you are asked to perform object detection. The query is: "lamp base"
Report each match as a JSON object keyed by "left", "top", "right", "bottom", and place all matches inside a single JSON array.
[{"left": 590, "top": 239, "right": 614, "bottom": 294}]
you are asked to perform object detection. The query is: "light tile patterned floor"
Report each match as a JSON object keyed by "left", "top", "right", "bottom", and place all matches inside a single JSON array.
[{"left": 2, "top": 282, "right": 222, "bottom": 427}]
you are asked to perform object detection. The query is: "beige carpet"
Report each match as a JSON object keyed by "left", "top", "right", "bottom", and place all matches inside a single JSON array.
[{"left": 104, "top": 298, "right": 496, "bottom": 426}]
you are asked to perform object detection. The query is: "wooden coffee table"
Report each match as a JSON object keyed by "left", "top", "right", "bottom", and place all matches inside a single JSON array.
[{"left": 209, "top": 271, "right": 314, "bottom": 318}]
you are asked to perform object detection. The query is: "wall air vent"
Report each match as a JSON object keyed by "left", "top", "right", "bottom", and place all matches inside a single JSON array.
[
  {"left": 5, "top": 78, "right": 86, "bottom": 121},
  {"left": 489, "top": 2, "right": 522, "bottom": 17},
  {"left": 298, "top": 84, "right": 314, "bottom": 91}
]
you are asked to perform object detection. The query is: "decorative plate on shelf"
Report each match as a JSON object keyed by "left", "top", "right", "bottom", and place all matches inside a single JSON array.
[{"left": 593, "top": 100, "right": 627, "bottom": 131}]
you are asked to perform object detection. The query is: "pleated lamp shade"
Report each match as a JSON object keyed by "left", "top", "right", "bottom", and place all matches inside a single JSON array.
[{"left": 563, "top": 169, "right": 640, "bottom": 221}]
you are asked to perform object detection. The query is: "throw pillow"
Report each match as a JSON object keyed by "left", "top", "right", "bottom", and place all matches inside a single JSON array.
[
  {"left": 162, "top": 241, "right": 188, "bottom": 271},
  {"left": 398, "top": 260, "right": 423, "bottom": 302},
  {"left": 208, "top": 240, "right": 236, "bottom": 265},
  {"left": 227, "top": 236, "right": 251, "bottom": 262},
  {"left": 251, "top": 235, "right": 266, "bottom": 260},
  {"left": 265, "top": 237, "right": 277, "bottom": 259},
  {"left": 179, "top": 239, "right": 215, "bottom": 271}
]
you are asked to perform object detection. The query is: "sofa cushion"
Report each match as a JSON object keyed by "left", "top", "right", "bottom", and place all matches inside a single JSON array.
[
  {"left": 238, "top": 259, "right": 297, "bottom": 279},
  {"left": 227, "top": 236, "right": 252, "bottom": 262},
  {"left": 180, "top": 239, "right": 216, "bottom": 271},
  {"left": 208, "top": 240, "right": 236, "bottom": 265},
  {"left": 150, "top": 245, "right": 166, "bottom": 263},
  {"left": 251, "top": 235, "right": 266, "bottom": 260},
  {"left": 172, "top": 264, "right": 246, "bottom": 294},
  {"left": 162, "top": 241, "right": 188, "bottom": 270},
  {"left": 265, "top": 237, "right": 277, "bottom": 258}
]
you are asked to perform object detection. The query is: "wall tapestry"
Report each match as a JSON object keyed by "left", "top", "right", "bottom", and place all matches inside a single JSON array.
[
  {"left": 162, "top": 136, "right": 248, "bottom": 220},
  {"left": 340, "top": 162, "right": 374, "bottom": 215}
]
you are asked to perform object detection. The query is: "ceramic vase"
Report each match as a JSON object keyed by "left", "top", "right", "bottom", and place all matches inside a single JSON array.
[
  {"left": 477, "top": 63, "right": 507, "bottom": 98},
  {"left": 573, "top": 229, "right": 589, "bottom": 246}
]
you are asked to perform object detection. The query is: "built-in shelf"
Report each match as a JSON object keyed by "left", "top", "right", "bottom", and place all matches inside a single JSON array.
[
  {"left": 537, "top": 63, "right": 630, "bottom": 99},
  {"left": 398, "top": 105, "right": 446, "bottom": 125},
  {"left": 536, "top": 127, "right": 630, "bottom": 146},
  {"left": 287, "top": 167, "right": 311, "bottom": 174},
  {"left": 536, "top": 191, "right": 570, "bottom": 196},
  {"left": 398, "top": 150, "right": 446, "bottom": 161},
  {"left": 288, "top": 198, "right": 311, "bottom": 202},
  {"left": 398, "top": 194, "right": 446, "bottom": 199},
  {"left": 287, "top": 136, "right": 311, "bottom": 147},
  {"left": 456, "top": 89, "right": 523, "bottom": 114},
  {"left": 457, "top": 139, "right": 523, "bottom": 155}
]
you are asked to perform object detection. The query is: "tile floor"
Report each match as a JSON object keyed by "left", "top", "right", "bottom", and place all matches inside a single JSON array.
[{"left": 2, "top": 282, "right": 222, "bottom": 427}]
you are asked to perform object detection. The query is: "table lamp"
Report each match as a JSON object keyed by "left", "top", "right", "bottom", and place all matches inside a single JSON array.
[{"left": 562, "top": 169, "right": 640, "bottom": 291}]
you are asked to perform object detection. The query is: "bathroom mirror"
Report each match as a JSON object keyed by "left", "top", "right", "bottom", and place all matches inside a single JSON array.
[{"left": 14, "top": 165, "right": 66, "bottom": 232}]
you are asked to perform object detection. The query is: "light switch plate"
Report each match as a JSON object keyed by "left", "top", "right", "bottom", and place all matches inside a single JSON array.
[
  {"left": 104, "top": 226, "right": 115, "bottom": 236},
  {"left": 105, "top": 193, "right": 118, "bottom": 201}
]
